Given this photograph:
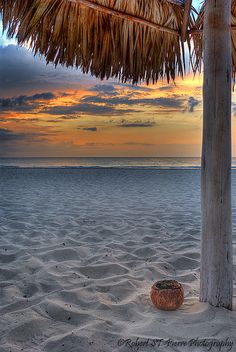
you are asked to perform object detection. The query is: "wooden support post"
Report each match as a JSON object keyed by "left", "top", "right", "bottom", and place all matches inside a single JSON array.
[
  {"left": 200, "top": 0, "right": 233, "bottom": 309},
  {"left": 181, "top": 0, "right": 192, "bottom": 42}
]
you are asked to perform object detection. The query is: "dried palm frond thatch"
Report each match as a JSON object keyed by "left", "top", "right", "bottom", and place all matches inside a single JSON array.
[
  {"left": 0, "top": 0, "right": 197, "bottom": 84},
  {"left": 191, "top": 0, "right": 236, "bottom": 79}
]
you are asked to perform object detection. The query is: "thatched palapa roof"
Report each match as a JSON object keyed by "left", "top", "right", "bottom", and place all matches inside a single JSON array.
[
  {"left": 0, "top": 0, "right": 197, "bottom": 84},
  {"left": 0, "top": 0, "right": 236, "bottom": 84},
  {"left": 188, "top": 0, "right": 236, "bottom": 79}
]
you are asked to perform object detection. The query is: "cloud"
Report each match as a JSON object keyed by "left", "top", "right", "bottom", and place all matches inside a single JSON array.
[
  {"left": 0, "top": 45, "right": 92, "bottom": 96},
  {"left": 46, "top": 115, "right": 81, "bottom": 123},
  {"left": 27, "top": 93, "right": 55, "bottom": 101},
  {"left": 114, "top": 82, "right": 152, "bottom": 92},
  {"left": 188, "top": 96, "right": 201, "bottom": 112},
  {"left": 89, "top": 84, "right": 118, "bottom": 95},
  {"left": 0, "top": 128, "right": 25, "bottom": 142},
  {"left": 80, "top": 127, "right": 97, "bottom": 132},
  {"left": 46, "top": 119, "right": 61, "bottom": 123},
  {"left": 43, "top": 103, "right": 135, "bottom": 116},
  {"left": 59, "top": 115, "right": 81, "bottom": 120},
  {"left": 0, "top": 117, "right": 40, "bottom": 123},
  {"left": 82, "top": 95, "right": 185, "bottom": 109},
  {"left": 0, "top": 92, "right": 55, "bottom": 112},
  {"left": 89, "top": 83, "right": 151, "bottom": 97},
  {"left": 0, "top": 128, "right": 49, "bottom": 143},
  {"left": 0, "top": 127, "right": 60, "bottom": 156},
  {"left": 117, "top": 120, "right": 156, "bottom": 128},
  {"left": 83, "top": 83, "right": 195, "bottom": 115}
]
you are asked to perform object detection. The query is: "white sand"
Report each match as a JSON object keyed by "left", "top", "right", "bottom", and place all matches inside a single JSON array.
[{"left": 0, "top": 168, "right": 235, "bottom": 352}]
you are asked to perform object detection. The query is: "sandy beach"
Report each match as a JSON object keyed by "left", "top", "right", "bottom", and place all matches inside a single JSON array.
[{"left": 0, "top": 166, "right": 235, "bottom": 352}]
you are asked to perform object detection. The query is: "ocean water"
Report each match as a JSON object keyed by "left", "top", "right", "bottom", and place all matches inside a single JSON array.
[
  {"left": 0, "top": 157, "right": 202, "bottom": 169},
  {"left": 1, "top": 157, "right": 236, "bottom": 169}
]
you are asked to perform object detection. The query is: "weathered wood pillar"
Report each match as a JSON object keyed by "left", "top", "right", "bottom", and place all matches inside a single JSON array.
[{"left": 200, "top": 0, "right": 233, "bottom": 309}]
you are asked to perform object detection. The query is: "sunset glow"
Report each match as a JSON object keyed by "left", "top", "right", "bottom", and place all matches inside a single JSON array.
[{"left": 1, "top": 42, "right": 236, "bottom": 157}]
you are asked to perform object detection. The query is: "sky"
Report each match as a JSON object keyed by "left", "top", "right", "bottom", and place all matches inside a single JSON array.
[{"left": 0, "top": 8, "right": 236, "bottom": 158}]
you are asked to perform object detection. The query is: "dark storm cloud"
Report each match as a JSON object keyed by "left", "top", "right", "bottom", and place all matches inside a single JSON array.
[
  {"left": 117, "top": 120, "right": 156, "bottom": 128},
  {"left": 188, "top": 96, "right": 201, "bottom": 112},
  {"left": 43, "top": 103, "right": 135, "bottom": 116},
  {"left": 0, "top": 92, "right": 55, "bottom": 112}
]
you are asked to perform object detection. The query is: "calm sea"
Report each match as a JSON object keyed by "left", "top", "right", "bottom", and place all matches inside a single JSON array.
[
  {"left": 0, "top": 157, "right": 202, "bottom": 169},
  {"left": 0, "top": 157, "right": 234, "bottom": 169}
]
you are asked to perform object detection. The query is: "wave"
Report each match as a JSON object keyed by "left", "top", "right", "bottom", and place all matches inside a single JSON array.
[
  {"left": 0, "top": 165, "right": 216, "bottom": 170},
  {"left": 1, "top": 157, "right": 236, "bottom": 170}
]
